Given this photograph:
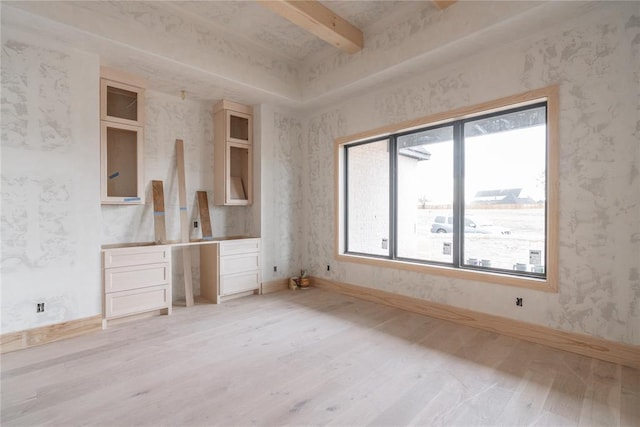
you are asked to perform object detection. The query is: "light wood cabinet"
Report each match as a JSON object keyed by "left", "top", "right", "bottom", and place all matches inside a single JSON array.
[
  {"left": 200, "top": 238, "right": 261, "bottom": 303},
  {"left": 102, "top": 245, "right": 172, "bottom": 326},
  {"left": 214, "top": 100, "right": 253, "bottom": 206},
  {"left": 100, "top": 78, "right": 144, "bottom": 126},
  {"left": 100, "top": 67, "right": 145, "bottom": 205}
]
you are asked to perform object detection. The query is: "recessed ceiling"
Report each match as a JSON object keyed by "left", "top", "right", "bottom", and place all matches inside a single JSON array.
[{"left": 159, "top": 1, "right": 423, "bottom": 61}]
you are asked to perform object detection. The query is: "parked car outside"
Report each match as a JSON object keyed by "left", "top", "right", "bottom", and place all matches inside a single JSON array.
[{"left": 430, "top": 216, "right": 511, "bottom": 235}]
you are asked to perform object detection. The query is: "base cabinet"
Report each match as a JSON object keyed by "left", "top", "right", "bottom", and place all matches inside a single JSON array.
[
  {"left": 200, "top": 238, "right": 261, "bottom": 303},
  {"left": 102, "top": 245, "right": 172, "bottom": 326}
]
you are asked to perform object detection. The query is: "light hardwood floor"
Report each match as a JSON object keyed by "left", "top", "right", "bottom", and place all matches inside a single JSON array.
[{"left": 2, "top": 288, "right": 639, "bottom": 426}]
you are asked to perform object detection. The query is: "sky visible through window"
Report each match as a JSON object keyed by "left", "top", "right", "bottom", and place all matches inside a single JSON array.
[{"left": 417, "top": 124, "right": 546, "bottom": 204}]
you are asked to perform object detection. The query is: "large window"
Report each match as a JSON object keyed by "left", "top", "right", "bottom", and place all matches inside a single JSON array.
[{"left": 337, "top": 87, "right": 558, "bottom": 291}]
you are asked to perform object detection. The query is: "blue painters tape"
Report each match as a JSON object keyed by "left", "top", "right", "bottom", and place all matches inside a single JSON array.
[
  {"left": 124, "top": 197, "right": 140, "bottom": 202},
  {"left": 153, "top": 211, "right": 165, "bottom": 216},
  {"left": 202, "top": 236, "right": 214, "bottom": 241},
  {"left": 108, "top": 171, "right": 120, "bottom": 179},
  {"left": 179, "top": 207, "right": 187, "bottom": 211}
]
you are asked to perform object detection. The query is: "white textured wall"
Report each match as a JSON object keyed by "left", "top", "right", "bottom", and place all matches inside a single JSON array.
[
  {"left": 1, "top": 27, "right": 102, "bottom": 333},
  {"left": 258, "top": 105, "right": 304, "bottom": 283},
  {"left": 302, "top": 3, "right": 640, "bottom": 345}
]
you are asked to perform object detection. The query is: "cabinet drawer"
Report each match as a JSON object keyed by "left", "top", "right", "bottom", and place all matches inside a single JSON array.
[
  {"left": 103, "top": 246, "right": 170, "bottom": 268},
  {"left": 104, "top": 263, "right": 169, "bottom": 293},
  {"left": 220, "top": 253, "right": 260, "bottom": 275},
  {"left": 105, "top": 285, "right": 170, "bottom": 319},
  {"left": 219, "top": 238, "right": 260, "bottom": 256},
  {"left": 221, "top": 272, "right": 260, "bottom": 296}
]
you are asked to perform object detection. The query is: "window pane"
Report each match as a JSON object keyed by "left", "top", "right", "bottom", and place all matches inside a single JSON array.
[
  {"left": 346, "top": 139, "right": 390, "bottom": 256},
  {"left": 397, "top": 126, "right": 454, "bottom": 263},
  {"left": 463, "top": 106, "right": 546, "bottom": 274}
]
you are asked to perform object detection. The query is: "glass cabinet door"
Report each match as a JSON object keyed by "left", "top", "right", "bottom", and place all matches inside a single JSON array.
[
  {"left": 100, "top": 79, "right": 144, "bottom": 126},
  {"left": 226, "top": 110, "right": 252, "bottom": 145},
  {"left": 100, "top": 122, "right": 144, "bottom": 204}
]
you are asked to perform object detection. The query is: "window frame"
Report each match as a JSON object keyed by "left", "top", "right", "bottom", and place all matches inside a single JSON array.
[{"left": 335, "top": 86, "right": 559, "bottom": 292}]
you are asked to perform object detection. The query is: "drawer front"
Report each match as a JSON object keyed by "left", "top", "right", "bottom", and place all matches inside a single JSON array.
[
  {"left": 221, "top": 271, "right": 260, "bottom": 296},
  {"left": 105, "top": 285, "right": 170, "bottom": 319},
  {"left": 103, "top": 246, "right": 170, "bottom": 268},
  {"left": 220, "top": 253, "right": 260, "bottom": 275},
  {"left": 219, "top": 238, "right": 260, "bottom": 256},
  {"left": 104, "top": 263, "right": 169, "bottom": 293}
]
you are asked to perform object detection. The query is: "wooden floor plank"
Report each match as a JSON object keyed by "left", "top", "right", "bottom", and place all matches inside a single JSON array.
[
  {"left": 621, "top": 365, "right": 640, "bottom": 427},
  {"left": 1, "top": 288, "right": 637, "bottom": 426}
]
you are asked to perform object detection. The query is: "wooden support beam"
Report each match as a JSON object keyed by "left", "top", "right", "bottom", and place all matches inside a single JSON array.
[
  {"left": 432, "top": 0, "right": 457, "bottom": 10},
  {"left": 260, "top": 1, "right": 363, "bottom": 54},
  {"left": 176, "top": 139, "right": 194, "bottom": 307}
]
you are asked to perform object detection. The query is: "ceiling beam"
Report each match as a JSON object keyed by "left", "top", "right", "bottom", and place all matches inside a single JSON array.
[
  {"left": 432, "top": 0, "right": 457, "bottom": 10},
  {"left": 260, "top": 1, "right": 363, "bottom": 54}
]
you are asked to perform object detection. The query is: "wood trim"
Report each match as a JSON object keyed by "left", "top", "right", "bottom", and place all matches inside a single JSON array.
[
  {"left": 0, "top": 315, "right": 102, "bottom": 354},
  {"left": 213, "top": 99, "right": 253, "bottom": 115},
  {"left": 100, "top": 66, "right": 146, "bottom": 88},
  {"left": 545, "top": 85, "right": 560, "bottom": 291},
  {"left": 334, "top": 85, "right": 560, "bottom": 293},
  {"left": 260, "top": 1, "right": 363, "bottom": 54},
  {"left": 313, "top": 277, "right": 640, "bottom": 369},
  {"left": 261, "top": 279, "right": 289, "bottom": 294},
  {"left": 102, "top": 309, "right": 168, "bottom": 329},
  {"left": 335, "top": 253, "right": 555, "bottom": 292},
  {"left": 432, "top": 0, "right": 457, "bottom": 10}
]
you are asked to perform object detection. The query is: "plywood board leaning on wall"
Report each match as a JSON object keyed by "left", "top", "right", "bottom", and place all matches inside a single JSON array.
[
  {"left": 176, "top": 139, "right": 194, "bottom": 307},
  {"left": 152, "top": 180, "right": 166, "bottom": 244},
  {"left": 197, "top": 191, "right": 213, "bottom": 240}
]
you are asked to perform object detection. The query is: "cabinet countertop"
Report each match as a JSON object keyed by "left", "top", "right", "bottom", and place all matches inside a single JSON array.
[{"left": 101, "top": 236, "right": 259, "bottom": 251}]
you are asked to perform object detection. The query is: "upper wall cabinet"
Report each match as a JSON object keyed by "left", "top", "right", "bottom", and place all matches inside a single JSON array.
[
  {"left": 226, "top": 109, "right": 252, "bottom": 145},
  {"left": 100, "top": 79, "right": 144, "bottom": 126},
  {"left": 100, "top": 67, "right": 146, "bottom": 205},
  {"left": 214, "top": 100, "right": 253, "bottom": 206}
]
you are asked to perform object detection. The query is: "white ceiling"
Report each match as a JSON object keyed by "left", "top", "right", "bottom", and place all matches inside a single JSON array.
[
  {"left": 2, "top": 1, "right": 600, "bottom": 111},
  {"left": 160, "top": 1, "right": 423, "bottom": 62}
]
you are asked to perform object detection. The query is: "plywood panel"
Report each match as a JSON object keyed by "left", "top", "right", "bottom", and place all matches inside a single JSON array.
[
  {"left": 197, "top": 191, "right": 213, "bottom": 240},
  {"left": 175, "top": 139, "right": 194, "bottom": 306},
  {"left": 152, "top": 180, "right": 166, "bottom": 244}
]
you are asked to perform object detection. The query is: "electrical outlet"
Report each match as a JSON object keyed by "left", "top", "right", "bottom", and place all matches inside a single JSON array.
[
  {"left": 36, "top": 302, "right": 45, "bottom": 313},
  {"left": 327, "top": 265, "right": 331, "bottom": 271},
  {"left": 193, "top": 221, "right": 199, "bottom": 229},
  {"left": 516, "top": 297, "right": 523, "bottom": 307},
  {"left": 273, "top": 266, "right": 277, "bottom": 272}
]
